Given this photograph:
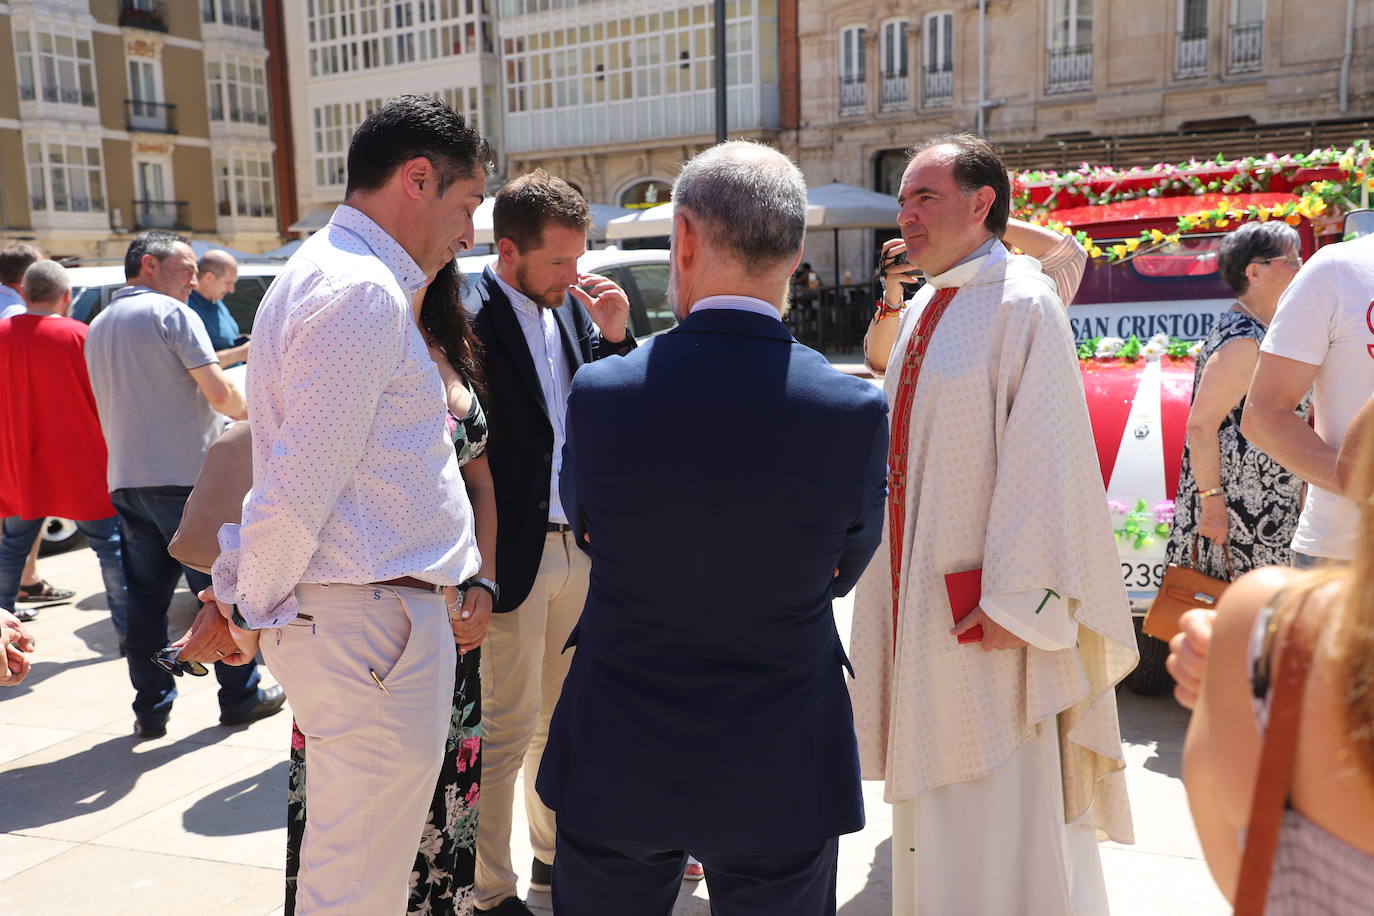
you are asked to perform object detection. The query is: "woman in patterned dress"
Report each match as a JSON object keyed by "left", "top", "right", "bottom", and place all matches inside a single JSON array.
[
  {"left": 285, "top": 261, "right": 495, "bottom": 915},
  {"left": 1166, "top": 221, "right": 1308, "bottom": 579}
]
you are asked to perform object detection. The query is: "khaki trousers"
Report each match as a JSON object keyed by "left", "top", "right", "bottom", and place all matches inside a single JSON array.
[
  {"left": 262, "top": 583, "right": 455, "bottom": 916},
  {"left": 475, "top": 530, "right": 589, "bottom": 908}
]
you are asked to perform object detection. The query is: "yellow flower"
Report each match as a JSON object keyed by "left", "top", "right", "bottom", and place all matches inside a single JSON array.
[
  {"left": 1088, "top": 244, "right": 1103, "bottom": 259},
  {"left": 1165, "top": 234, "right": 1180, "bottom": 245},
  {"left": 1125, "top": 237, "right": 1142, "bottom": 252},
  {"left": 1150, "top": 228, "right": 1166, "bottom": 243},
  {"left": 1215, "top": 218, "right": 1229, "bottom": 228},
  {"left": 1110, "top": 243, "right": 1128, "bottom": 259}
]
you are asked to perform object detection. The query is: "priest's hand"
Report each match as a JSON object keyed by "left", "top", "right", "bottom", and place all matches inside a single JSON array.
[
  {"left": 951, "top": 607, "right": 1029, "bottom": 651},
  {"left": 1166, "top": 609, "right": 1215, "bottom": 709},
  {"left": 571, "top": 273, "right": 631, "bottom": 343},
  {"left": 172, "top": 602, "right": 240, "bottom": 664}
]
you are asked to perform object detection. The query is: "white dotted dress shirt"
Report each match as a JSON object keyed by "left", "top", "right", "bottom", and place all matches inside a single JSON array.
[
  {"left": 489, "top": 269, "right": 573, "bottom": 525},
  {"left": 212, "top": 205, "right": 480, "bottom": 628}
]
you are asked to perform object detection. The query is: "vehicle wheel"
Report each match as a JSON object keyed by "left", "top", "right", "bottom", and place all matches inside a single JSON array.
[
  {"left": 1123, "top": 616, "right": 1175, "bottom": 696},
  {"left": 38, "top": 518, "right": 86, "bottom": 557}
]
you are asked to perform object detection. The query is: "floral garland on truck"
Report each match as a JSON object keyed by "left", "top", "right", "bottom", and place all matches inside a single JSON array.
[{"left": 1077, "top": 332, "right": 1202, "bottom": 362}]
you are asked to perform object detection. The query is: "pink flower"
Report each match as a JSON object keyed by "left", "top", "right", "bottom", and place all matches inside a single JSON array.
[
  {"left": 291, "top": 724, "right": 306, "bottom": 751},
  {"left": 455, "top": 735, "right": 481, "bottom": 773},
  {"left": 1154, "top": 500, "right": 1176, "bottom": 524},
  {"left": 464, "top": 784, "right": 480, "bottom": 808},
  {"left": 1107, "top": 500, "right": 1129, "bottom": 515}
]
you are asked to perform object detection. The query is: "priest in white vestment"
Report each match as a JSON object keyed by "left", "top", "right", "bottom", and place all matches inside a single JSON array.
[{"left": 851, "top": 135, "right": 1139, "bottom": 915}]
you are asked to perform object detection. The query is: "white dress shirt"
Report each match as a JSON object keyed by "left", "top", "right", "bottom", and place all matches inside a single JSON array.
[
  {"left": 212, "top": 205, "right": 480, "bottom": 628},
  {"left": 490, "top": 269, "right": 574, "bottom": 524},
  {"left": 691, "top": 294, "right": 785, "bottom": 322},
  {"left": 0, "top": 285, "right": 26, "bottom": 320}
]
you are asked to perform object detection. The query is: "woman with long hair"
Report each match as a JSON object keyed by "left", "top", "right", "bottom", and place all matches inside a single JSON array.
[
  {"left": 285, "top": 260, "right": 497, "bottom": 915},
  {"left": 1182, "top": 408, "right": 1374, "bottom": 911}
]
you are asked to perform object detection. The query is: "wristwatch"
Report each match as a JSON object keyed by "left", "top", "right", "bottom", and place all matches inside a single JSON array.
[{"left": 462, "top": 576, "right": 500, "bottom": 605}]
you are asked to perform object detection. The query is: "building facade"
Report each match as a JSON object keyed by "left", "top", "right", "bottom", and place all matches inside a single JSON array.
[
  {"left": 0, "top": 0, "right": 282, "bottom": 261},
  {"left": 497, "top": 0, "right": 797, "bottom": 209},
  {"left": 793, "top": 0, "right": 1374, "bottom": 279},
  {"left": 280, "top": 0, "right": 501, "bottom": 232}
]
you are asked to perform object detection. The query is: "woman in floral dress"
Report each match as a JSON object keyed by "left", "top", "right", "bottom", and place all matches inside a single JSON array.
[
  {"left": 285, "top": 262, "right": 495, "bottom": 915},
  {"left": 1166, "top": 221, "right": 1308, "bottom": 579}
]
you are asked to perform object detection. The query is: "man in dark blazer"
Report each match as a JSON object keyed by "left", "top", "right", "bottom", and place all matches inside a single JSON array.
[
  {"left": 469, "top": 170, "right": 634, "bottom": 916},
  {"left": 538, "top": 142, "right": 889, "bottom": 915}
]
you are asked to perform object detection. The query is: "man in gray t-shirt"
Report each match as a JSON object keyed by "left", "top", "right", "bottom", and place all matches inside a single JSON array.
[{"left": 85, "top": 230, "right": 283, "bottom": 739}]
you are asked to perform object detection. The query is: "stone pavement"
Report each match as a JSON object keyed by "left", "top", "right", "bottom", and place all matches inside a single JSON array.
[{"left": 1, "top": 545, "right": 1228, "bottom": 915}]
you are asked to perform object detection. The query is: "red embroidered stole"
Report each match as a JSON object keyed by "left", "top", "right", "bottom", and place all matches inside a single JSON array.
[{"left": 887, "top": 286, "right": 960, "bottom": 652}]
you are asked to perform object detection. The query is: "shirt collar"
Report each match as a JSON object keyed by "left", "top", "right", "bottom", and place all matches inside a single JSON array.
[
  {"left": 925, "top": 237, "right": 1002, "bottom": 289},
  {"left": 188, "top": 289, "right": 215, "bottom": 307},
  {"left": 691, "top": 294, "right": 783, "bottom": 323},
  {"left": 0, "top": 285, "right": 22, "bottom": 305},
  {"left": 111, "top": 285, "right": 161, "bottom": 301},
  {"left": 330, "top": 204, "right": 428, "bottom": 295},
  {"left": 489, "top": 267, "right": 543, "bottom": 319}
]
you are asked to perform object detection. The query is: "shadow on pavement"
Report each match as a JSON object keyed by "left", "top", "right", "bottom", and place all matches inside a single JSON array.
[
  {"left": 183, "top": 758, "right": 288, "bottom": 837},
  {"left": 1117, "top": 691, "right": 1189, "bottom": 779},
  {"left": 0, "top": 726, "right": 232, "bottom": 834},
  {"left": 0, "top": 654, "right": 111, "bottom": 697},
  {"left": 839, "top": 835, "right": 891, "bottom": 913}
]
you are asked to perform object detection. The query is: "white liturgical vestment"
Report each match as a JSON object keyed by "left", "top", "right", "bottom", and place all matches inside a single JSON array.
[{"left": 850, "top": 242, "right": 1138, "bottom": 914}]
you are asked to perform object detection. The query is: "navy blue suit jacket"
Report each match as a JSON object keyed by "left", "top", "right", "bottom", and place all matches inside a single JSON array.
[{"left": 536, "top": 305, "right": 889, "bottom": 854}]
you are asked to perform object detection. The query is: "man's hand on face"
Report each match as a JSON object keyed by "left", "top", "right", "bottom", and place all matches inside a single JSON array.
[
  {"left": 570, "top": 273, "right": 631, "bottom": 343},
  {"left": 172, "top": 601, "right": 241, "bottom": 664}
]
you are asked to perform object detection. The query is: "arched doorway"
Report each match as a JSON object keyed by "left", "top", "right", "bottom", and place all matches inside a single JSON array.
[{"left": 618, "top": 179, "right": 671, "bottom": 210}]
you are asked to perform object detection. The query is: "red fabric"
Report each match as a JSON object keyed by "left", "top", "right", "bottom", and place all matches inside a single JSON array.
[
  {"left": 1079, "top": 360, "right": 1141, "bottom": 488},
  {"left": 0, "top": 315, "right": 114, "bottom": 520},
  {"left": 887, "top": 288, "right": 959, "bottom": 655}
]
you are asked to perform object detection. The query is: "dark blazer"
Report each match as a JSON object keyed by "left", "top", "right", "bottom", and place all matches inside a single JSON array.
[
  {"left": 470, "top": 266, "right": 629, "bottom": 613},
  {"left": 536, "top": 305, "right": 890, "bottom": 854}
]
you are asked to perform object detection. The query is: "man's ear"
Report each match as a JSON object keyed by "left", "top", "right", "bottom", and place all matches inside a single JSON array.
[
  {"left": 496, "top": 237, "right": 518, "bottom": 262},
  {"left": 970, "top": 186, "right": 995, "bottom": 228},
  {"left": 398, "top": 157, "right": 433, "bottom": 201},
  {"left": 673, "top": 211, "right": 696, "bottom": 269}
]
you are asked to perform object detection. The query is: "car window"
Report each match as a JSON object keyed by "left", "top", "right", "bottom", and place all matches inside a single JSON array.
[
  {"left": 223, "top": 276, "right": 269, "bottom": 332},
  {"left": 70, "top": 287, "right": 103, "bottom": 323},
  {"left": 625, "top": 263, "right": 674, "bottom": 334}
]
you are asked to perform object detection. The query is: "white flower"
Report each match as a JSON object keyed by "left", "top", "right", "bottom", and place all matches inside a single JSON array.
[
  {"left": 1148, "top": 332, "right": 1170, "bottom": 349},
  {"left": 1141, "top": 341, "right": 1166, "bottom": 360},
  {"left": 1187, "top": 340, "right": 1203, "bottom": 357},
  {"left": 1095, "top": 336, "right": 1124, "bottom": 357}
]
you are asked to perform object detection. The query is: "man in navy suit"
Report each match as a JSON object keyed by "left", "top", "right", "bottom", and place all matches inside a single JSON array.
[
  {"left": 538, "top": 142, "right": 890, "bottom": 915},
  {"left": 469, "top": 170, "right": 634, "bottom": 915}
]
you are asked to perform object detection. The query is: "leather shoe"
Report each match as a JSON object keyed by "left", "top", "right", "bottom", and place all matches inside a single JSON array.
[
  {"left": 219, "top": 684, "right": 286, "bottom": 726},
  {"left": 133, "top": 720, "right": 167, "bottom": 739},
  {"left": 476, "top": 897, "right": 535, "bottom": 915},
  {"left": 529, "top": 857, "right": 552, "bottom": 892}
]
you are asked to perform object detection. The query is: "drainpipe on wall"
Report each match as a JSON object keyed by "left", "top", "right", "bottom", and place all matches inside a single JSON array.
[
  {"left": 976, "top": 0, "right": 987, "bottom": 136},
  {"left": 1339, "top": 0, "right": 1356, "bottom": 112}
]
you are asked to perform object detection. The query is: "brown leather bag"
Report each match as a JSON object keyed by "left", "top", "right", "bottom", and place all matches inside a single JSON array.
[
  {"left": 1233, "top": 603, "right": 1316, "bottom": 915},
  {"left": 1142, "top": 535, "right": 1235, "bottom": 642},
  {"left": 168, "top": 422, "right": 253, "bottom": 574}
]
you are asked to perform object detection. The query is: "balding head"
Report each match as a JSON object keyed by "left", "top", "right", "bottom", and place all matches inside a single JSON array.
[
  {"left": 21, "top": 260, "right": 71, "bottom": 314},
  {"left": 672, "top": 141, "right": 808, "bottom": 268},
  {"left": 196, "top": 249, "right": 239, "bottom": 301}
]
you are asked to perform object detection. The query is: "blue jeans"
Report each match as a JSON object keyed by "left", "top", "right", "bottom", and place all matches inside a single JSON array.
[
  {"left": 111, "top": 486, "right": 262, "bottom": 727},
  {"left": 0, "top": 515, "right": 127, "bottom": 634}
]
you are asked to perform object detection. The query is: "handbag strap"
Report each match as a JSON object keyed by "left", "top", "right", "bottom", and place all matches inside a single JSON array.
[
  {"left": 1233, "top": 604, "right": 1316, "bottom": 915},
  {"left": 1190, "top": 533, "right": 1237, "bottom": 581}
]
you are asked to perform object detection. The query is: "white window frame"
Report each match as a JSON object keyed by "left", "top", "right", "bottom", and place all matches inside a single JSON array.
[
  {"left": 839, "top": 24, "right": 866, "bottom": 82},
  {"left": 1048, "top": 0, "right": 1093, "bottom": 52},
  {"left": 880, "top": 18, "right": 909, "bottom": 78},
  {"left": 923, "top": 11, "right": 953, "bottom": 73},
  {"left": 214, "top": 148, "right": 276, "bottom": 222},
  {"left": 1176, "top": 0, "right": 1209, "bottom": 77},
  {"left": 1231, "top": 0, "right": 1264, "bottom": 26},
  {"left": 25, "top": 135, "right": 107, "bottom": 217}
]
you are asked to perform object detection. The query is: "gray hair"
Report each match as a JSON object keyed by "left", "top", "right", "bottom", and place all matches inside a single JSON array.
[
  {"left": 21, "top": 259, "right": 68, "bottom": 305},
  {"left": 124, "top": 229, "right": 188, "bottom": 281},
  {"left": 1217, "top": 220, "right": 1301, "bottom": 294},
  {"left": 671, "top": 141, "right": 807, "bottom": 266}
]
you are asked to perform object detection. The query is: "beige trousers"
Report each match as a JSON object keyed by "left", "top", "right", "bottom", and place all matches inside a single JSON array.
[
  {"left": 891, "top": 722, "right": 1110, "bottom": 916},
  {"left": 475, "top": 530, "right": 589, "bottom": 908},
  {"left": 262, "top": 583, "right": 455, "bottom": 916}
]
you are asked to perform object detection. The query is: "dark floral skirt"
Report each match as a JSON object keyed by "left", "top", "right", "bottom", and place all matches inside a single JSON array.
[{"left": 285, "top": 647, "right": 482, "bottom": 915}]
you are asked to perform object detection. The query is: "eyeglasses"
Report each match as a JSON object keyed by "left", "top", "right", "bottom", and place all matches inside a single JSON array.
[
  {"left": 150, "top": 647, "right": 209, "bottom": 677},
  {"left": 1254, "top": 255, "right": 1303, "bottom": 270}
]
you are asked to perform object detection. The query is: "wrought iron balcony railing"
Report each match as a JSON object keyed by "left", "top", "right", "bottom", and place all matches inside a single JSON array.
[
  {"left": 1175, "top": 29, "right": 1208, "bottom": 78},
  {"left": 1046, "top": 45, "right": 1093, "bottom": 93},
  {"left": 119, "top": 1, "right": 169, "bottom": 33},
  {"left": 923, "top": 67, "right": 953, "bottom": 106},
  {"left": 1229, "top": 22, "right": 1263, "bottom": 72},
  {"left": 839, "top": 75, "right": 867, "bottom": 117},
  {"left": 133, "top": 199, "right": 189, "bottom": 230},
  {"left": 880, "top": 72, "right": 909, "bottom": 112},
  {"left": 126, "top": 99, "right": 177, "bottom": 134}
]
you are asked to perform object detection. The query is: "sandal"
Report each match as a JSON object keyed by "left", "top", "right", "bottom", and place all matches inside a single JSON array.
[{"left": 16, "top": 579, "right": 76, "bottom": 603}]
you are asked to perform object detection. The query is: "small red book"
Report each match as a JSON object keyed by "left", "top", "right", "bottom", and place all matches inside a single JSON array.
[{"left": 944, "top": 568, "right": 984, "bottom": 644}]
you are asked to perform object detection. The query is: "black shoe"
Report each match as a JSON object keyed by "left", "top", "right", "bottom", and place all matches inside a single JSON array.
[
  {"left": 219, "top": 684, "right": 286, "bottom": 726},
  {"left": 133, "top": 719, "right": 167, "bottom": 739},
  {"left": 477, "top": 898, "right": 535, "bottom": 916},
  {"left": 529, "top": 857, "right": 552, "bottom": 892}
]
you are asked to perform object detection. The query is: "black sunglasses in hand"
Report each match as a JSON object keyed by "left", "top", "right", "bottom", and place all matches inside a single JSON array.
[{"left": 150, "top": 647, "right": 209, "bottom": 678}]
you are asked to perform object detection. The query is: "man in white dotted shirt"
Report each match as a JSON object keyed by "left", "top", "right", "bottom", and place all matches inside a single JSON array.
[{"left": 204, "top": 96, "right": 490, "bottom": 914}]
